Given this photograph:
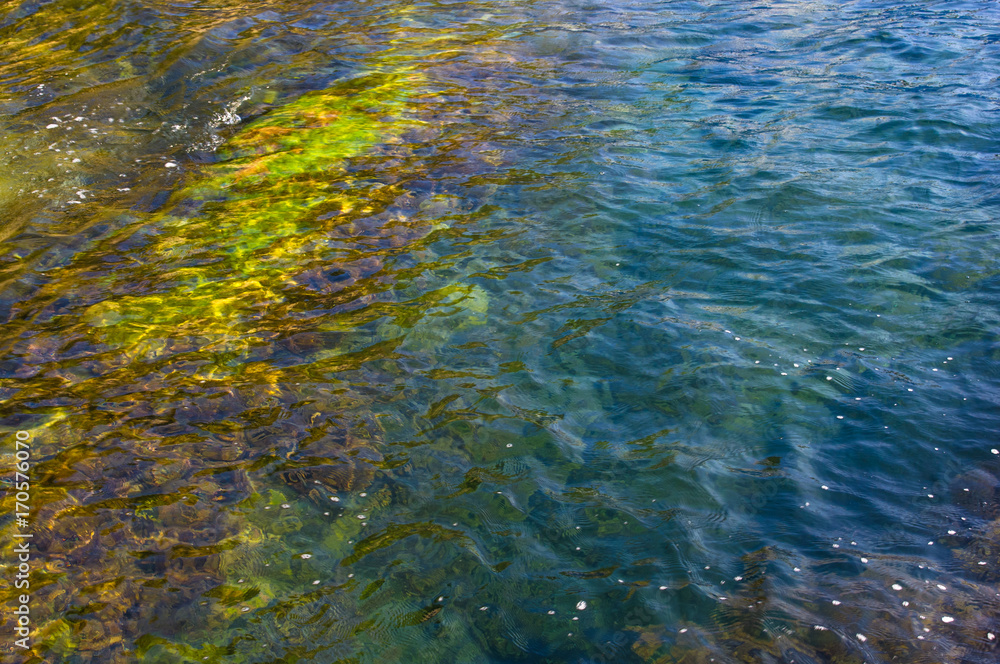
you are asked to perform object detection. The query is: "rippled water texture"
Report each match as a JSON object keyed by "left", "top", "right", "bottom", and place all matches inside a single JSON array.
[{"left": 2, "top": 0, "right": 1000, "bottom": 662}]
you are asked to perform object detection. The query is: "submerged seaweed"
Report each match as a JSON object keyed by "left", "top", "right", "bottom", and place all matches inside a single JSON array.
[{"left": 0, "top": 16, "right": 481, "bottom": 661}]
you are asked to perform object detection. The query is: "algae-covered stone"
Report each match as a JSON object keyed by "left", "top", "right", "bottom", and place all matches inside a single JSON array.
[{"left": 84, "top": 300, "right": 124, "bottom": 327}]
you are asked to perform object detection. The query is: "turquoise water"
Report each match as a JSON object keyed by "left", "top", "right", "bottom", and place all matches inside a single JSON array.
[{"left": 1, "top": 0, "right": 1000, "bottom": 662}]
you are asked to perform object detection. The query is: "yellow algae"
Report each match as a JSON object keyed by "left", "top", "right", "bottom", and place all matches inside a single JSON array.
[
  {"left": 0, "top": 62, "right": 437, "bottom": 662},
  {"left": 67, "top": 71, "right": 430, "bottom": 357},
  {"left": 0, "top": 3, "right": 532, "bottom": 661}
]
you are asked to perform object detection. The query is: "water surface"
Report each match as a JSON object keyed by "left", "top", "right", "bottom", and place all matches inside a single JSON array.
[{"left": 2, "top": 0, "right": 1000, "bottom": 662}]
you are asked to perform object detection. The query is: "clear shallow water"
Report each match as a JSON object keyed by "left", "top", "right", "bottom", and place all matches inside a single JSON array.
[{"left": 1, "top": 0, "right": 1000, "bottom": 662}]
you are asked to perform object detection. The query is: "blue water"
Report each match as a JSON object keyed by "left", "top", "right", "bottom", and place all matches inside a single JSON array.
[{"left": 1, "top": 0, "right": 1000, "bottom": 662}]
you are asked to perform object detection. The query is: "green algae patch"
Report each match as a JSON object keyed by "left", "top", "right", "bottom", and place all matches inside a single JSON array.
[
  {"left": 211, "top": 74, "right": 417, "bottom": 183},
  {"left": 80, "top": 71, "right": 428, "bottom": 353}
]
